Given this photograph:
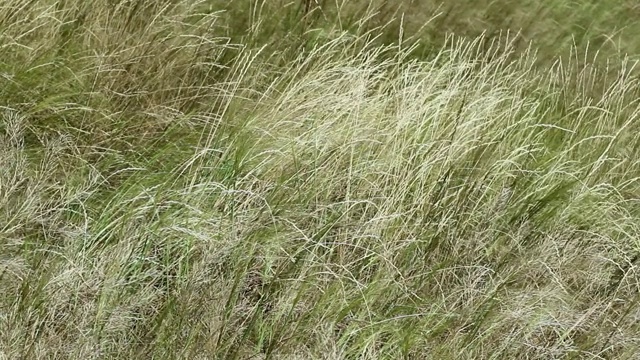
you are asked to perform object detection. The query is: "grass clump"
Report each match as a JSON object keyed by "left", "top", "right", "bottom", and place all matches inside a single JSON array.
[{"left": 1, "top": 0, "right": 639, "bottom": 359}]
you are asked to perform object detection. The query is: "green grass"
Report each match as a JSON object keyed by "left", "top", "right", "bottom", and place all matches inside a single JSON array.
[{"left": 1, "top": 0, "right": 640, "bottom": 359}]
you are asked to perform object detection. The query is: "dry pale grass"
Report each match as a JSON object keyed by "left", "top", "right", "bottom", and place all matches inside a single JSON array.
[{"left": 0, "top": 1, "right": 639, "bottom": 359}]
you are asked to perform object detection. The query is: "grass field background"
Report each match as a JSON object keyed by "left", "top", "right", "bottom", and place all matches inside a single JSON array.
[{"left": 1, "top": 0, "right": 639, "bottom": 359}]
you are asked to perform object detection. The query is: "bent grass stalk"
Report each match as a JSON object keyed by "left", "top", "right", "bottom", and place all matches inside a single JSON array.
[{"left": 0, "top": 1, "right": 639, "bottom": 359}]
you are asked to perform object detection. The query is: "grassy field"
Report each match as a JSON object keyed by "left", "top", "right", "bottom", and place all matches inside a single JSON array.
[{"left": 1, "top": 0, "right": 639, "bottom": 359}]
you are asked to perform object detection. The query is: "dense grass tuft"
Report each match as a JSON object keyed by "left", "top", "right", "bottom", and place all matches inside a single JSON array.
[{"left": 1, "top": 1, "right": 639, "bottom": 359}]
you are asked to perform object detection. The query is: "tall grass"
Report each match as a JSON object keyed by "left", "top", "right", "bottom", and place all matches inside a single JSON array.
[
  {"left": 206, "top": 0, "right": 640, "bottom": 67},
  {"left": 1, "top": 0, "right": 639, "bottom": 359}
]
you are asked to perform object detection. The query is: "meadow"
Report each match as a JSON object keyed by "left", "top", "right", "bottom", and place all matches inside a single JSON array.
[{"left": 1, "top": 0, "right": 639, "bottom": 359}]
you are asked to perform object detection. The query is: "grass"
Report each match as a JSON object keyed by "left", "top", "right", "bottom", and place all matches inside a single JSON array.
[{"left": 1, "top": 0, "right": 640, "bottom": 359}]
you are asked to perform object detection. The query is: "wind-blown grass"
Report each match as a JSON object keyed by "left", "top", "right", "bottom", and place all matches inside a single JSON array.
[{"left": 1, "top": 1, "right": 639, "bottom": 359}]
